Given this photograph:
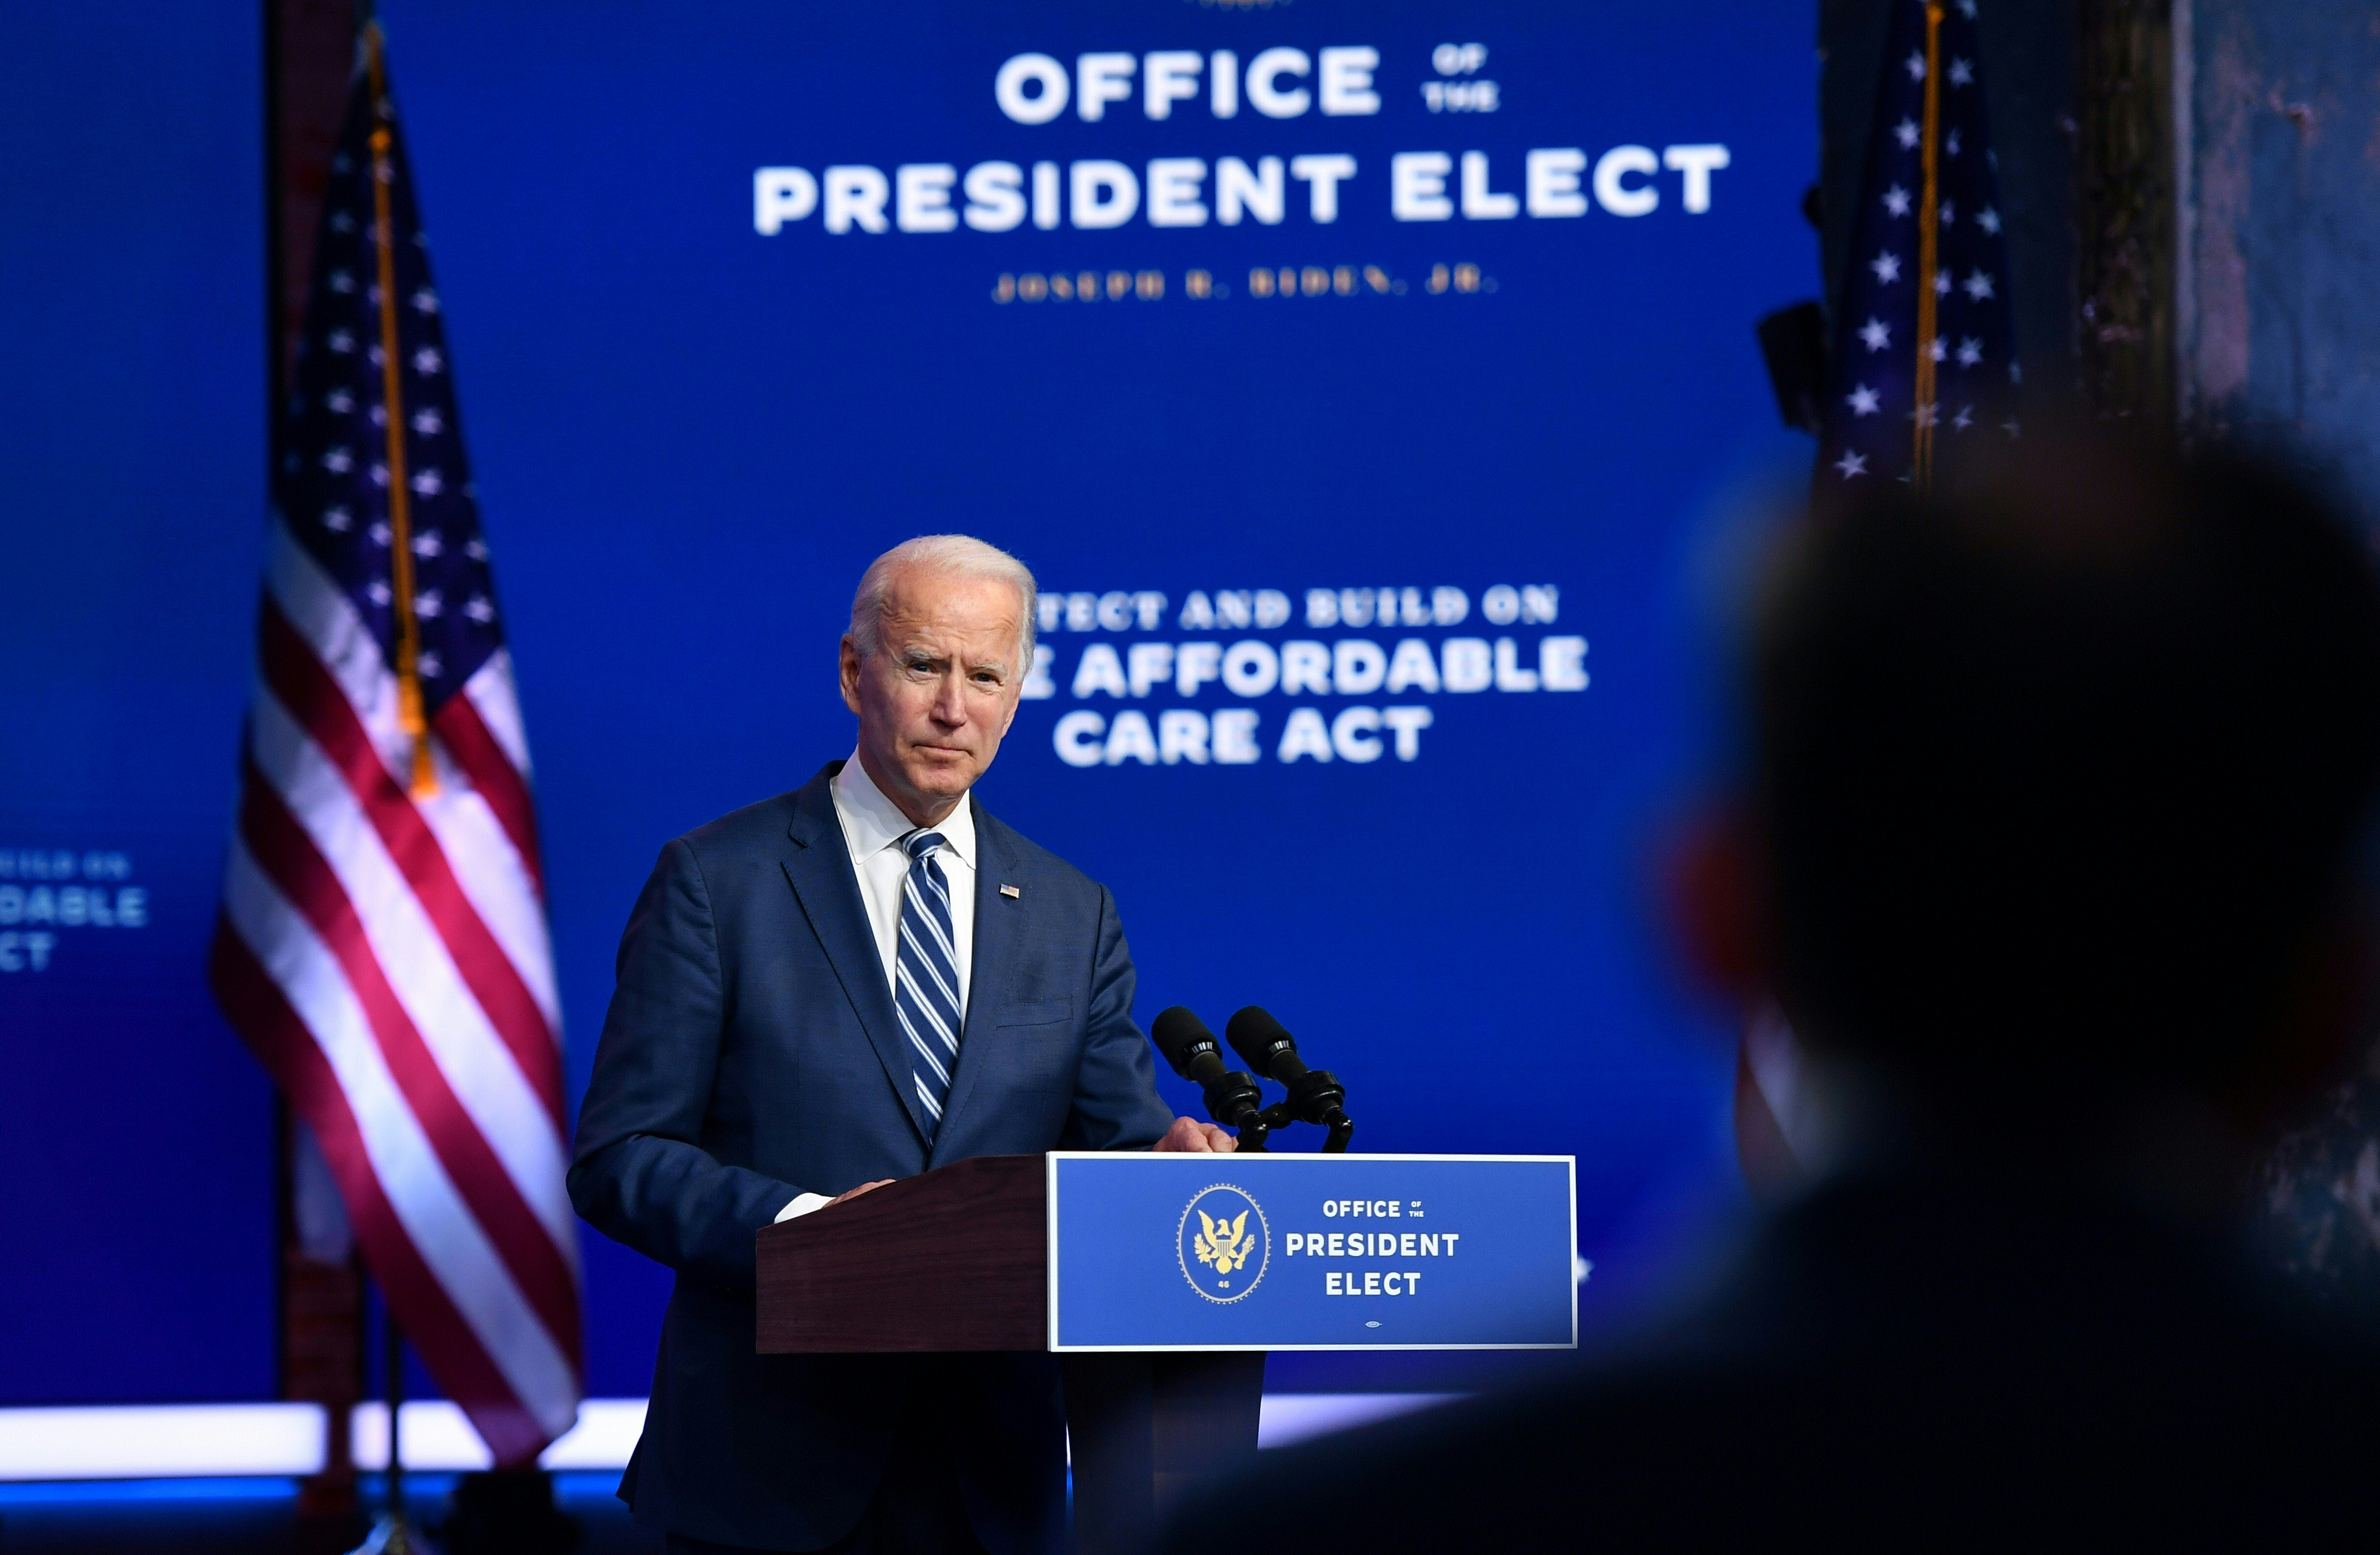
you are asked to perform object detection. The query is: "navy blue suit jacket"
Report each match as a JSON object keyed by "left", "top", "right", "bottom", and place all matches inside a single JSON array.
[{"left": 570, "top": 763, "right": 1174, "bottom": 1553}]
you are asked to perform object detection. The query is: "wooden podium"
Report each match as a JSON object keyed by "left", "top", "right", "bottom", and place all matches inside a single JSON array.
[{"left": 755, "top": 1154, "right": 1265, "bottom": 1555}]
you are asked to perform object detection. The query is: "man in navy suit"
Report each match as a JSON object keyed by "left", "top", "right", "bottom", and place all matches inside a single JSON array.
[{"left": 571, "top": 535, "right": 1231, "bottom": 1555}]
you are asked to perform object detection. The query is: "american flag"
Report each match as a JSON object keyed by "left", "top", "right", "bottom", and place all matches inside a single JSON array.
[
  {"left": 1818, "top": 0, "right": 2018, "bottom": 487},
  {"left": 210, "top": 27, "right": 580, "bottom": 1466}
]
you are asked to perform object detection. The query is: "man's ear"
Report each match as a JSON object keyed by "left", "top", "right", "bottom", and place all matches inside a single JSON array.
[
  {"left": 839, "top": 636, "right": 864, "bottom": 715},
  {"left": 1665, "top": 801, "right": 1773, "bottom": 1002}
]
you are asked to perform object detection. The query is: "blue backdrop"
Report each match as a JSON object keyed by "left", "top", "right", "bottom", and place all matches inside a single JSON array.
[{"left": 0, "top": 0, "right": 1814, "bottom": 1406}]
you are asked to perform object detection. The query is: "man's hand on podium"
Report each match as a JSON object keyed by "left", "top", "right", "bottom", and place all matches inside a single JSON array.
[
  {"left": 828, "top": 1179, "right": 895, "bottom": 1207},
  {"left": 1153, "top": 1116, "right": 1238, "bottom": 1153}
]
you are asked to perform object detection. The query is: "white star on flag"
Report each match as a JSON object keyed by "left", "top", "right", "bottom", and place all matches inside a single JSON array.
[
  {"left": 327, "top": 389, "right": 355, "bottom": 414},
  {"left": 1817, "top": 0, "right": 2015, "bottom": 489},
  {"left": 411, "top": 529, "right": 443, "bottom": 557},
  {"left": 410, "top": 468, "right": 445, "bottom": 497},
  {"left": 368, "top": 521, "right": 391, "bottom": 545},
  {"left": 322, "top": 447, "right": 353, "bottom": 473},
  {"left": 411, "top": 408, "right": 444, "bottom": 435},
  {"left": 412, "top": 346, "right": 444, "bottom": 374},
  {"left": 323, "top": 506, "right": 353, "bottom": 531},
  {"left": 415, "top": 649, "right": 442, "bottom": 678},
  {"left": 414, "top": 588, "right": 443, "bottom": 618},
  {"left": 327, "top": 329, "right": 355, "bottom": 354},
  {"left": 412, "top": 288, "right": 440, "bottom": 314},
  {"left": 465, "top": 595, "right": 496, "bottom": 623}
]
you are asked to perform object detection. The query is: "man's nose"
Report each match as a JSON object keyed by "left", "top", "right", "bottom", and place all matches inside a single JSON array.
[{"left": 929, "top": 674, "right": 968, "bottom": 725}]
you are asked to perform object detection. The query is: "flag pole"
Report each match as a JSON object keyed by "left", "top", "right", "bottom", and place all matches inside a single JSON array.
[
  {"left": 364, "top": 21, "right": 438, "bottom": 800},
  {"left": 1910, "top": 0, "right": 1946, "bottom": 491},
  {"left": 385, "top": 1311, "right": 416, "bottom": 1553}
]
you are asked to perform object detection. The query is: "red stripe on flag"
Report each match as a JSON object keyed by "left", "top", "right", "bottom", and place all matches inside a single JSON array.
[
  {"left": 256, "top": 600, "right": 563, "bottom": 1126},
  {"left": 433, "top": 690, "right": 543, "bottom": 897},
  {"left": 210, "top": 917, "right": 561, "bottom": 1468},
  {"left": 237, "top": 756, "right": 582, "bottom": 1362}
]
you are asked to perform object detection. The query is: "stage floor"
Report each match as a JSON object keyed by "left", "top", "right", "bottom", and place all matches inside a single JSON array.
[
  {"left": 0, "top": 1394, "right": 1456, "bottom": 1551},
  {"left": 0, "top": 1472, "right": 658, "bottom": 1555}
]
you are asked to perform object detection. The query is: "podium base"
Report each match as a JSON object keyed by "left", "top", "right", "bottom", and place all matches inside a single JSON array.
[
  {"left": 437, "top": 1470, "right": 580, "bottom": 1555},
  {"left": 1062, "top": 1352, "right": 1265, "bottom": 1555}
]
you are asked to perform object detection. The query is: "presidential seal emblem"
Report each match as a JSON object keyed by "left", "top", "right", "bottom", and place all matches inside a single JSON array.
[{"left": 1177, "top": 1183, "right": 1269, "bottom": 1303}]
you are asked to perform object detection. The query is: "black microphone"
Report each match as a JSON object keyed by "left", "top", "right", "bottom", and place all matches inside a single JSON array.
[
  {"left": 1225, "top": 1005, "right": 1353, "bottom": 1151},
  {"left": 1150, "top": 1007, "right": 1268, "bottom": 1147}
]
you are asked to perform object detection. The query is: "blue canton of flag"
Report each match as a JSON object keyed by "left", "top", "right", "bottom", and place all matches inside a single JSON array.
[
  {"left": 281, "top": 47, "right": 504, "bottom": 726},
  {"left": 1819, "top": 0, "right": 2018, "bottom": 486}
]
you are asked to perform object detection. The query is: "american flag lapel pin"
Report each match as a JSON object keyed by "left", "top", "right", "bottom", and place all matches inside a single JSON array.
[{"left": 1000, "top": 884, "right": 1021, "bottom": 899}]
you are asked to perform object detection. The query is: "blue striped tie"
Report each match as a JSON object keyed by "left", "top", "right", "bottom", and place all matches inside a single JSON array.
[{"left": 894, "top": 829, "right": 964, "bottom": 1140}]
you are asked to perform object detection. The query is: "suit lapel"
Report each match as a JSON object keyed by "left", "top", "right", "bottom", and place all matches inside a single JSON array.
[
  {"left": 779, "top": 765, "right": 933, "bottom": 1146},
  {"left": 934, "top": 794, "right": 1022, "bottom": 1157}
]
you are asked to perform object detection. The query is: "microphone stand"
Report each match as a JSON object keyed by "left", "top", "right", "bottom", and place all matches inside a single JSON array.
[
  {"left": 1253, "top": 1071, "right": 1353, "bottom": 1153},
  {"left": 1196, "top": 1069, "right": 1270, "bottom": 1152}
]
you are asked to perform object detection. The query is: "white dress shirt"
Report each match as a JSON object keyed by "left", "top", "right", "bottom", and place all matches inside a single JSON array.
[{"left": 777, "top": 751, "right": 979, "bottom": 1224}]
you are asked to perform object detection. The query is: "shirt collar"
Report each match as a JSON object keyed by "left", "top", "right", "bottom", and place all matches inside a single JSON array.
[{"left": 834, "top": 749, "right": 977, "bottom": 869}]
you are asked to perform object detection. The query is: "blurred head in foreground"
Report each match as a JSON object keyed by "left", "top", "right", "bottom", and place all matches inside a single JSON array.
[
  {"left": 1181, "top": 430, "right": 2380, "bottom": 1554},
  {"left": 1728, "top": 430, "right": 2380, "bottom": 1160}
]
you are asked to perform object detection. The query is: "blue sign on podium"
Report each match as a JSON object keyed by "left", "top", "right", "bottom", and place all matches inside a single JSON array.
[{"left": 1046, "top": 1153, "right": 1577, "bottom": 1351}]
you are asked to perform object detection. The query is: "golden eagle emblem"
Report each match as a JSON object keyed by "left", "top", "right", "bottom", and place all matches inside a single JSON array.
[
  {"left": 1194, "top": 1208, "right": 1253, "bottom": 1275},
  {"left": 1177, "top": 1184, "right": 1268, "bottom": 1303}
]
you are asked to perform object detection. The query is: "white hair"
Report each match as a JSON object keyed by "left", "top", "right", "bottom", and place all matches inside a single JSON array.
[{"left": 846, "top": 534, "right": 1037, "bottom": 669}]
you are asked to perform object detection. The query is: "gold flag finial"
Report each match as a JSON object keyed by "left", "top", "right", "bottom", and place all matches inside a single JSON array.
[{"left": 1910, "top": 0, "right": 1947, "bottom": 492}]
